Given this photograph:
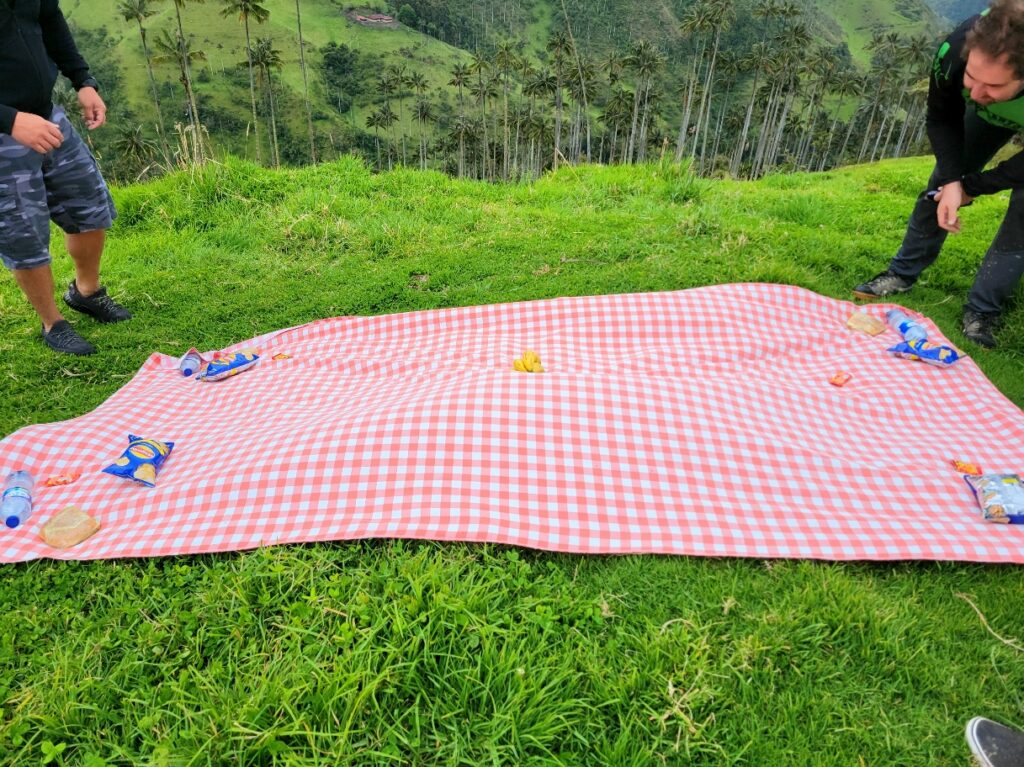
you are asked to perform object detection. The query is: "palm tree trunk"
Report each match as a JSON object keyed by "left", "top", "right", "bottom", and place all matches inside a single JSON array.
[
  {"left": 730, "top": 68, "right": 761, "bottom": 177},
  {"left": 137, "top": 21, "right": 172, "bottom": 165},
  {"left": 173, "top": 2, "right": 203, "bottom": 163},
  {"left": 266, "top": 71, "right": 280, "bottom": 167},
  {"left": 295, "top": 0, "right": 316, "bottom": 163},
  {"left": 243, "top": 16, "right": 262, "bottom": 164},
  {"left": 694, "top": 28, "right": 722, "bottom": 166}
]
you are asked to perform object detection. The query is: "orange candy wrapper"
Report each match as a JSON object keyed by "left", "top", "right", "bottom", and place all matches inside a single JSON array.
[
  {"left": 44, "top": 471, "right": 82, "bottom": 487},
  {"left": 829, "top": 372, "right": 852, "bottom": 387},
  {"left": 951, "top": 459, "right": 983, "bottom": 476}
]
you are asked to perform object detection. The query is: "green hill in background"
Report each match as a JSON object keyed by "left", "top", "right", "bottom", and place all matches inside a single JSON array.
[{"left": 61, "top": 0, "right": 946, "bottom": 174}]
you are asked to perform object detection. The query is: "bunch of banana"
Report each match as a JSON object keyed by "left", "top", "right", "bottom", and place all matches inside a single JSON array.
[{"left": 512, "top": 350, "right": 544, "bottom": 373}]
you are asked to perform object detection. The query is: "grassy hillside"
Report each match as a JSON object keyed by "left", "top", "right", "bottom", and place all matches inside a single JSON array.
[
  {"left": 0, "top": 159, "right": 1021, "bottom": 765},
  {"left": 63, "top": 0, "right": 944, "bottom": 169}
]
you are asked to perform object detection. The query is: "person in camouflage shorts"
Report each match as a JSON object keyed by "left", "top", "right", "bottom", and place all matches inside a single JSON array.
[{"left": 1, "top": 0, "right": 131, "bottom": 356}]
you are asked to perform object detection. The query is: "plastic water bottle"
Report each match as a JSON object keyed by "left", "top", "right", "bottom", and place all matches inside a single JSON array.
[
  {"left": 179, "top": 349, "right": 202, "bottom": 377},
  {"left": 2, "top": 470, "right": 35, "bottom": 529},
  {"left": 886, "top": 309, "right": 928, "bottom": 343}
]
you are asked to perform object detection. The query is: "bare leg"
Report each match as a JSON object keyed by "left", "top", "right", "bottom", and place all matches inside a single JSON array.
[
  {"left": 65, "top": 229, "right": 105, "bottom": 296},
  {"left": 11, "top": 265, "right": 64, "bottom": 332}
]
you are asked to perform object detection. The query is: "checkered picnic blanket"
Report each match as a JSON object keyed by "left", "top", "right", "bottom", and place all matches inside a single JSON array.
[{"left": 2, "top": 283, "right": 1023, "bottom": 563}]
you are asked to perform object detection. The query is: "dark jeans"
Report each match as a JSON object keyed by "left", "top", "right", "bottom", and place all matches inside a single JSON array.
[{"left": 889, "top": 109, "right": 1024, "bottom": 314}]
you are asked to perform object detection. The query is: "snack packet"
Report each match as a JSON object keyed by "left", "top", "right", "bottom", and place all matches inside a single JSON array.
[
  {"left": 963, "top": 473, "right": 1024, "bottom": 524},
  {"left": 102, "top": 434, "right": 174, "bottom": 488},
  {"left": 198, "top": 348, "right": 260, "bottom": 382},
  {"left": 887, "top": 338, "right": 961, "bottom": 367}
]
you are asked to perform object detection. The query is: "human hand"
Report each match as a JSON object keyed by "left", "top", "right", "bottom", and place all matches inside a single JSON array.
[
  {"left": 77, "top": 86, "right": 106, "bottom": 130},
  {"left": 933, "top": 182, "right": 965, "bottom": 233},
  {"left": 10, "top": 112, "right": 64, "bottom": 153}
]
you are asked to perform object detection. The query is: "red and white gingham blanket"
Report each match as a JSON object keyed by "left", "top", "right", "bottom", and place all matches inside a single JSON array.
[{"left": 2, "top": 283, "right": 1023, "bottom": 563}]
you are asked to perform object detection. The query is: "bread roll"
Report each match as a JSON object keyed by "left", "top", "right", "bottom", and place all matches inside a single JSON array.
[{"left": 40, "top": 506, "right": 100, "bottom": 549}]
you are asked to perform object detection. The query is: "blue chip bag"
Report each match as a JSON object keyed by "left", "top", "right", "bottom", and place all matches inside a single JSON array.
[
  {"left": 102, "top": 434, "right": 174, "bottom": 487},
  {"left": 198, "top": 348, "right": 260, "bottom": 382},
  {"left": 964, "top": 473, "right": 1024, "bottom": 524},
  {"left": 887, "top": 338, "right": 961, "bottom": 367}
]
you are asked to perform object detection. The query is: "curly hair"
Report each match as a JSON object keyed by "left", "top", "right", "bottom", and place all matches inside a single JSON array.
[{"left": 965, "top": 0, "right": 1024, "bottom": 78}]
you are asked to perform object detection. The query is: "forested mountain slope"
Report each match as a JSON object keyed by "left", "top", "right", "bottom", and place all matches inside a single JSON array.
[{"left": 58, "top": 0, "right": 950, "bottom": 180}]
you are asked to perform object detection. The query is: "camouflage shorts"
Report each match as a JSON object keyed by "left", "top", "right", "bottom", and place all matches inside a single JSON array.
[{"left": 0, "top": 106, "right": 117, "bottom": 270}]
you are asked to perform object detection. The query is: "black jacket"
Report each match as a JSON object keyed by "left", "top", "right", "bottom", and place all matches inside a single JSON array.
[
  {"left": 928, "top": 14, "right": 1024, "bottom": 196},
  {"left": 0, "top": 0, "right": 93, "bottom": 135}
]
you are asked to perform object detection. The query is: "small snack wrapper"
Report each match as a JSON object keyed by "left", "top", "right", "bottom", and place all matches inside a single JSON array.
[
  {"left": 44, "top": 470, "right": 82, "bottom": 487},
  {"left": 102, "top": 434, "right": 174, "bottom": 488},
  {"left": 887, "top": 338, "right": 960, "bottom": 367},
  {"left": 951, "top": 459, "right": 983, "bottom": 476},
  {"left": 964, "top": 473, "right": 1024, "bottom": 524},
  {"left": 845, "top": 312, "right": 887, "bottom": 336},
  {"left": 198, "top": 348, "right": 260, "bottom": 382},
  {"left": 829, "top": 372, "right": 852, "bottom": 387}
]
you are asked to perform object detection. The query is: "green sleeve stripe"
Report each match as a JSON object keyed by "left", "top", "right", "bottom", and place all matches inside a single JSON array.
[{"left": 933, "top": 41, "right": 951, "bottom": 81}]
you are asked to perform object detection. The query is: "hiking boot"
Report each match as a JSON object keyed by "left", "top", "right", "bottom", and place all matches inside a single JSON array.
[
  {"left": 962, "top": 309, "right": 1000, "bottom": 348},
  {"left": 63, "top": 280, "right": 132, "bottom": 323},
  {"left": 966, "top": 716, "right": 1024, "bottom": 767},
  {"left": 852, "top": 270, "right": 916, "bottom": 300},
  {"left": 41, "top": 320, "right": 95, "bottom": 355}
]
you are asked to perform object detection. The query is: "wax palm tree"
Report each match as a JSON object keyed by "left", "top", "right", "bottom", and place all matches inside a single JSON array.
[
  {"left": 819, "top": 68, "right": 864, "bottom": 170},
  {"left": 857, "top": 31, "right": 902, "bottom": 162},
  {"left": 221, "top": 0, "right": 269, "bottom": 164},
  {"left": 623, "top": 39, "right": 663, "bottom": 163},
  {"left": 293, "top": 0, "right": 315, "bottom": 162},
  {"left": 708, "top": 51, "right": 740, "bottom": 171},
  {"left": 413, "top": 98, "right": 434, "bottom": 170},
  {"left": 495, "top": 39, "right": 518, "bottom": 180},
  {"left": 545, "top": 30, "right": 572, "bottom": 169},
  {"left": 365, "top": 109, "right": 384, "bottom": 169},
  {"left": 694, "top": 0, "right": 735, "bottom": 170},
  {"left": 117, "top": 0, "right": 171, "bottom": 164},
  {"left": 729, "top": 40, "right": 771, "bottom": 176},
  {"left": 568, "top": 56, "right": 597, "bottom": 163},
  {"left": 449, "top": 62, "right": 470, "bottom": 115},
  {"left": 167, "top": 0, "right": 205, "bottom": 162},
  {"left": 600, "top": 87, "right": 632, "bottom": 164},
  {"left": 152, "top": 27, "right": 207, "bottom": 164},
  {"left": 250, "top": 37, "right": 282, "bottom": 167},
  {"left": 447, "top": 114, "right": 474, "bottom": 178},
  {"left": 468, "top": 52, "right": 491, "bottom": 177},
  {"left": 794, "top": 45, "right": 836, "bottom": 169},
  {"left": 676, "top": 0, "right": 712, "bottom": 160},
  {"left": 385, "top": 64, "right": 409, "bottom": 165},
  {"left": 469, "top": 73, "right": 498, "bottom": 179}
]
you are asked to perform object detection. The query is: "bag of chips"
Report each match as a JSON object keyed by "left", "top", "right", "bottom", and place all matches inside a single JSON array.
[
  {"left": 102, "top": 434, "right": 175, "bottom": 488},
  {"left": 198, "top": 348, "right": 260, "bottom": 382},
  {"left": 964, "top": 473, "right": 1024, "bottom": 524},
  {"left": 887, "top": 338, "right": 961, "bottom": 367}
]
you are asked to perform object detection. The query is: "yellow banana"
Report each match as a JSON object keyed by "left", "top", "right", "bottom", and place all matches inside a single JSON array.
[{"left": 513, "top": 350, "right": 544, "bottom": 373}]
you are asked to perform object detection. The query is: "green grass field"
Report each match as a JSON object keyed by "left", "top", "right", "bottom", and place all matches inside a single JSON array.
[{"left": 1, "top": 157, "right": 1022, "bottom": 765}]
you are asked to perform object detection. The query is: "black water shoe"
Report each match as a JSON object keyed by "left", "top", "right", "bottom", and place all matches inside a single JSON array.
[
  {"left": 42, "top": 320, "right": 95, "bottom": 355},
  {"left": 966, "top": 716, "right": 1024, "bottom": 767},
  {"left": 962, "top": 309, "right": 1000, "bottom": 348},
  {"left": 852, "top": 270, "right": 915, "bottom": 300},
  {"left": 63, "top": 280, "right": 132, "bottom": 323}
]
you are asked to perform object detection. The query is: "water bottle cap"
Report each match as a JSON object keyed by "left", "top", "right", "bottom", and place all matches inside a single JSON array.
[{"left": 4, "top": 516, "right": 20, "bottom": 529}]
